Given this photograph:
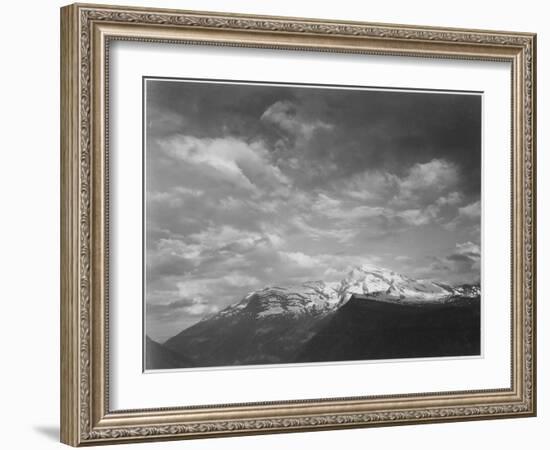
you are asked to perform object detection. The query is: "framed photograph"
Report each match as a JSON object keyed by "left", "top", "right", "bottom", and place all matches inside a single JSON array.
[{"left": 60, "top": 3, "right": 537, "bottom": 446}]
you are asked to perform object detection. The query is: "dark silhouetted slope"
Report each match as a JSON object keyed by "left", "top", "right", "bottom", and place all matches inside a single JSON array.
[
  {"left": 296, "top": 296, "right": 480, "bottom": 363},
  {"left": 145, "top": 336, "right": 195, "bottom": 370},
  {"left": 164, "top": 292, "right": 333, "bottom": 368}
]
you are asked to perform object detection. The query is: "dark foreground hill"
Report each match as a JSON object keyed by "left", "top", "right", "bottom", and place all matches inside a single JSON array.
[
  {"left": 144, "top": 336, "right": 195, "bottom": 370},
  {"left": 296, "top": 296, "right": 480, "bottom": 363},
  {"left": 162, "top": 301, "right": 331, "bottom": 367}
]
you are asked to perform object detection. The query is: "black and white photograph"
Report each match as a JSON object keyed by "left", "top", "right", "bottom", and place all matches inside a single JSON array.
[{"left": 143, "top": 78, "right": 482, "bottom": 371}]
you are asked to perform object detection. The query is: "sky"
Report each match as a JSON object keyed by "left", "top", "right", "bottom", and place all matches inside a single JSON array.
[{"left": 144, "top": 78, "right": 482, "bottom": 342}]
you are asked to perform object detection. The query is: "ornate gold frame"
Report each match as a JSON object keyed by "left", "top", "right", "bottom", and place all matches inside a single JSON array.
[{"left": 60, "top": 3, "right": 536, "bottom": 446}]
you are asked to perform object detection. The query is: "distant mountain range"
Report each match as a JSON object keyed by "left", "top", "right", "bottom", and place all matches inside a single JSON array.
[{"left": 145, "top": 265, "right": 481, "bottom": 370}]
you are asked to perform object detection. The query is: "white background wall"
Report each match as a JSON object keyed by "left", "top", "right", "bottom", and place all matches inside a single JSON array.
[{"left": 0, "top": 0, "right": 545, "bottom": 448}]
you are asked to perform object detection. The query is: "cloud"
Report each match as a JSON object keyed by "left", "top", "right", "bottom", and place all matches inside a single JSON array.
[
  {"left": 326, "top": 159, "right": 464, "bottom": 229},
  {"left": 261, "top": 100, "right": 333, "bottom": 139},
  {"left": 276, "top": 251, "right": 378, "bottom": 283},
  {"left": 146, "top": 296, "right": 222, "bottom": 342},
  {"left": 299, "top": 159, "right": 471, "bottom": 245},
  {"left": 159, "top": 135, "right": 290, "bottom": 195},
  {"left": 280, "top": 251, "right": 319, "bottom": 269},
  {"left": 423, "top": 241, "right": 480, "bottom": 283},
  {"left": 395, "top": 255, "right": 413, "bottom": 262},
  {"left": 397, "top": 208, "right": 436, "bottom": 226},
  {"left": 444, "top": 200, "right": 481, "bottom": 233},
  {"left": 223, "top": 273, "right": 260, "bottom": 287},
  {"left": 176, "top": 272, "right": 261, "bottom": 304},
  {"left": 458, "top": 201, "right": 481, "bottom": 219},
  {"left": 338, "top": 171, "right": 399, "bottom": 202},
  {"left": 145, "top": 226, "right": 274, "bottom": 307},
  {"left": 313, "top": 193, "right": 342, "bottom": 213},
  {"left": 146, "top": 104, "right": 186, "bottom": 137},
  {"left": 290, "top": 216, "right": 357, "bottom": 244},
  {"left": 392, "top": 159, "right": 460, "bottom": 207},
  {"left": 312, "top": 193, "right": 385, "bottom": 222},
  {"left": 436, "top": 191, "right": 463, "bottom": 207},
  {"left": 188, "top": 225, "right": 266, "bottom": 253},
  {"left": 455, "top": 241, "right": 481, "bottom": 256},
  {"left": 147, "top": 297, "right": 219, "bottom": 316}
]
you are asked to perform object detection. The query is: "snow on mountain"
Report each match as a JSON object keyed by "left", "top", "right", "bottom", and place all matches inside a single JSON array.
[
  {"left": 212, "top": 265, "right": 480, "bottom": 321},
  {"left": 215, "top": 281, "right": 341, "bottom": 320},
  {"left": 452, "top": 284, "right": 481, "bottom": 297},
  {"left": 339, "top": 264, "right": 457, "bottom": 302}
]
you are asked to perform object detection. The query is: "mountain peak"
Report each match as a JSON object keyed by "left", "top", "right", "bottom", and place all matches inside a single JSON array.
[
  {"left": 212, "top": 265, "right": 479, "bottom": 322},
  {"left": 217, "top": 283, "right": 341, "bottom": 320}
]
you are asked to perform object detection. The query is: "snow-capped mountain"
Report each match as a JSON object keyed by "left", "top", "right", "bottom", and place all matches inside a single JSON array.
[
  {"left": 159, "top": 265, "right": 481, "bottom": 369},
  {"left": 338, "top": 265, "right": 460, "bottom": 302},
  {"left": 212, "top": 265, "right": 480, "bottom": 321},
  {"left": 214, "top": 281, "right": 341, "bottom": 320}
]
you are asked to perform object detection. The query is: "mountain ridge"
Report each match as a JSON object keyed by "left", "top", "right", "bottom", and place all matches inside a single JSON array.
[
  {"left": 147, "top": 265, "right": 481, "bottom": 370},
  {"left": 207, "top": 264, "right": 480, "bottom": 323}
]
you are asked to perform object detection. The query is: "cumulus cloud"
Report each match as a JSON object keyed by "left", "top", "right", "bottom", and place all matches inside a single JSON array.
[
  {"left": 392, "top": 159, "right": 460, "bottom": 207},
  {"left": 455, "top": 241, "right": 481, "bottom": 257},
  {"left": 312, "top": 193, "right": 385, "bottom": 222},
  {"left": 311, "top": 158, "right": 469, "bottom": 234},
  {"left": 424, "top": 242, "right": 481, "bottom": 283},
  {"left": 436, "top": 191, "right": 463, "bottom": 207},
  {"left": 444, "top": 200, "right": 481, "bottom": 233},
  {"left": 261, "top": 100, "right": 333, "bottom": 139},
  {"left": 458, "top": 201, "right": 481, "bottom": 219},
  {"left": 281, "top": 251, "right": 319, "bottom": 269},
  {"left": 159, "top": 135, "right": 290, "bottom": 195},
  {"left": 339, "top": 171, "right": 399, "bottom": 202}
]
